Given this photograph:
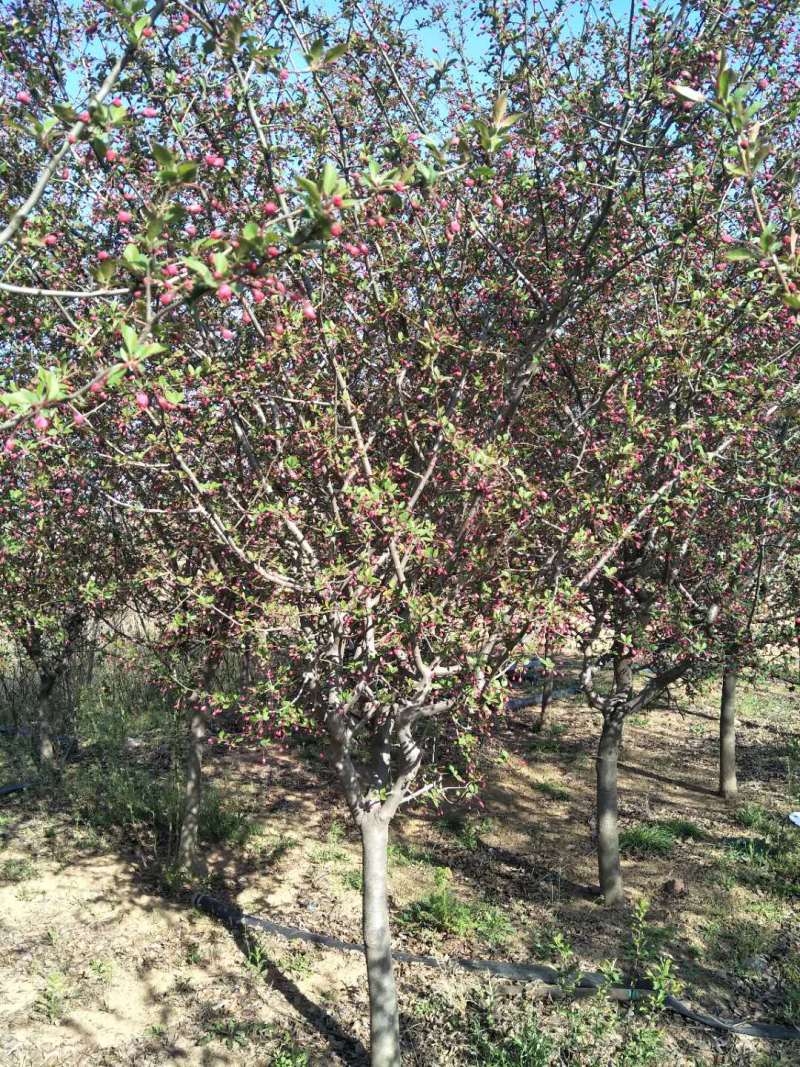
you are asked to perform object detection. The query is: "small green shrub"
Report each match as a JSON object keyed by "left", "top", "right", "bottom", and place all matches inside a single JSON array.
[
  {"left": 400, "top": 867, "right": 513, "bottom": 945},
  {"left": 470, "top": 1014, "right": 553, "bottom": 1066},
  {"left": 532, "top": 780, "right": 570, "bottom": 801},
  {"left": 619, "top": 825, "right": 675, "bottom": 857},
  {"left": 3, "top": 858, "right": 36, "bottom": 882},
  {"left": 738, "top": 804, "right": 772, "bottom": 831},
  {"left": 659, "top": 818, "right": 706, "bottom": 841},
  {"left": 200, "top": 1018, "right": 274, "bottom": 1049},
  {"left": 441, "top": 816, "right": 494, "bottom": 852},
  {"left": 387, "top": 840, "right": 436, "bottom": 867},
  {"left": 341, "top": 869, "right": 362, "bottom": 892}
]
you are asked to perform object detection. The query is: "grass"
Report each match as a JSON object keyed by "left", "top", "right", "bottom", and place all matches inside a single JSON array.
[
  {"left": 2, "top": 857, "right": 36, "bottom": 882},
  {"left": 341, "top": 868, "right": 362, "bottom": 892},
  {"left": 67, "top": 758, "right": 251, "bottom": 852},
  {"left": 387, "top": 839, "right": 437, "bottom": 867},
  {"left": 200, "top": 1018, "right": 275, "bottom": 1049},
  {"left": 441, "top": 815, "right": 496, "bottom": 852},
  {"left": 738, "top": 803, "right": 773, "bottom": 831},
  {"left": 718, "top": 825, "right": 800, "bottom": 898},
  {"left": 467, "top": 983, "right": 669, "bottom": 1067},
  {"left": 619, "top": 825, "right": 676, "bottom": 857},
  {"left": 532, "top": 780, "right": 571, "bottom": 801},
  {"left": 311, "top": 822, "right": 352, "bottom": 864},
  {"left": 619, "top": 818, "right": 706, "bottom": 858},
  {"left": 34, "top": 970, "right": 71, "bottom": 1023},
  {"left": 400, "top": 867, "right": 513, "bottom": 945},
  {"left": 659, "top": 818, "right": 706, "bottom": 841}
]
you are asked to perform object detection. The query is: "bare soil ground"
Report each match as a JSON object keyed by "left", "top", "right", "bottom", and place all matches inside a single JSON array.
[{"left": 1, "top": 666, "right": 798, "bottom": 1067}]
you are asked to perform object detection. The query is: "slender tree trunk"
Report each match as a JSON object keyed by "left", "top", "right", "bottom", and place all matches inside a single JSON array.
[
  {"left": 37, "top": 671, "right": 58, "bottom": 777},
  {"left": 239, "top": 633, "right": 252, "bottom": 692},
  {"left": 177, "top": 704, "right": 206, "bottom": 870},
  {"left": 612, "top": 645, "right": 634, "bottom": 695},
  {"left": 85, "top": 621, "right": 98, "bottom": 686},
  {"left": 360, "top": 816, "right": 401, "bottom": 1067},
  {"left": 596, "top": 710, "right": 625, "bottom": 906},
  {"left": 177, "top": 657, "right": 217, "bottom": 872},
  {"left": 719, "top": 661, "right": 738, "bottom": 800},
  {"left": 539, "top": 630, "right": 554, "bottom": 730}
]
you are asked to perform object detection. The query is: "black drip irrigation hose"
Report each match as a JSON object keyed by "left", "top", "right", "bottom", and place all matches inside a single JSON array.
[
  {"left": 0, "top": 726, "right": 77, "bottom": 796},
  {"left": 191, "top": 892, "right": 800, "bottom": 1042}
]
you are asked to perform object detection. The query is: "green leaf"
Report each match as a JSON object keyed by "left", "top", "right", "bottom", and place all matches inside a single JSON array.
[
  {"left": 718, "top": 66, "right": 733, "bottom": 101},
  {"left": 133, "top": 15, "right": 150, "bottom": 39},
  {"left": 106, "top": 363, "right": 128, "bottom": 387},
  {"left": 123, "top": 243, "right": 146, "bottom": 265},
  {"left": 725, "top": 248, "right": 757, "bottom": 261},
  {"left": 670, "top": 83, "right": 707, "bottom": 105},
  {"left": 183, "top": 257, "right": 215, "bottom": 287},
  {"left": 305, "top": 37, "right": 325, "bottom": 68},
  {"left": 492, "top": 92, "right": 508, "bottom": 126},
  {"left": 323, "top": 42, "right": 348, "bottom": 64},
  {"left": 296, "top": 175, "right": 321, "bottom": 204},
  {"left": 177, "top": 161, "right": 198, "bottom": 182},
  {"left": 52, "top": 102, "right": 79, "bottom": 124},
  {"left": 97, "top": 257, "right": 118, "bottom": 281},
  {"left": 120, "top": 324, "right": 138, "bottom": 354},
  {"left": 152, "top": 143, "right": 174, "bottom": 166},
  {"left": 321, "top": 162, "right": 338, "bottom": 196},
  {"left": 242, "top": 221, "right": 259, "bottom": 241}
]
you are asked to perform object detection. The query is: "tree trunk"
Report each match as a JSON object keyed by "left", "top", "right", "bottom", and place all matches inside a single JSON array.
[
  {"left": 719, "top": 663, "right": 738, "bottom": 800},
  {"left": 37, "top": 671, "right": 58, "bottom": 777},
  {"left": 361, "top": 816, "right": 401, "bottom": 1067},
  {"left": 612, "top": 646, "right": 634, "bottom": 695},
  {"left": 177, "top": 657, "right": 217, "bottom": 872},
  {"left": 596, "top": 710, "right": 625, "bottom": 906},
  {"left": 239, "top": 633, "right": 252, "bottom": 692},
  {"left": 177, "top": 704, "right": 206, "bottom": 871},
  {"left": 539, "top": 631, "right": 554, "bottom": 730}
]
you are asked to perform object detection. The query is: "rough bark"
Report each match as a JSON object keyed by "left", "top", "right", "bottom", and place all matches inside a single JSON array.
[
  {"left": 37, "top": 671, "right": 58, "bottom": 777},
  {"left": 612, "top": 645, "right": 634, "bottom": 695},
  {"left": 361, "top": 816, "right": 401, "bottom": 1067},
  {"left": 539, "top": 631, "right": 554, "bottom": 730},
  {"left": 719, "top": 663, "right": 738, "bottom": 800},
  {"left": 596, "top": 710, "right": 625, "bottom": 906},
  {"left": 177, "top": 703, "right": 206, "bottom": 871},
  {"left": 177, "top": 657, "right": 217, "bottom": 872}
]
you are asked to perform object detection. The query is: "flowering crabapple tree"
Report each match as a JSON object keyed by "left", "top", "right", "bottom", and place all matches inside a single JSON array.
[
  {"left": 0, "top": 452, "right": 129, "bottom": 774},
  {"left": 1, "top": 0, "right": 800, "bottom": 1062}
]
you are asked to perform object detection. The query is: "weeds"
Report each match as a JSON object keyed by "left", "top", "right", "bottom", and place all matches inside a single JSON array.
[
  {"left": 619, "top": 825, "right": 675, "bottom": 857},
  {"left": 387, "top": 840, "right": 436, "bottom": 867},
  {"left": 281, "top": 947, "right": 312, "bottom": 978},
  {"left": 532, "top": 780, "right": 570, "bottom": 801},
  {"left": 2, "top": 857, "right": 36, "bottom": 882},
  {"left": 341, "top": 869, "right": 363, "bottom": 892},
  {"left": 400, "top": 867, "right": 513, "bottom": 945},
  {"left": 34, "top": 971, "right": 70, "bottom": 1022},
  {"left": 89, "top": 958, "right": 113, "bottom": 982},
  {"left": 659, "top": 818, "right": 706, "bottom": 841},
  {"left": 200, "top": 1018, "right": 274, "bottom": 1049},
  {"left": 738, "top": 803, "right": 773, "bottom": 831},
  {"left": 441, "top": 816, "right": 495, "bottom": 852}
]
